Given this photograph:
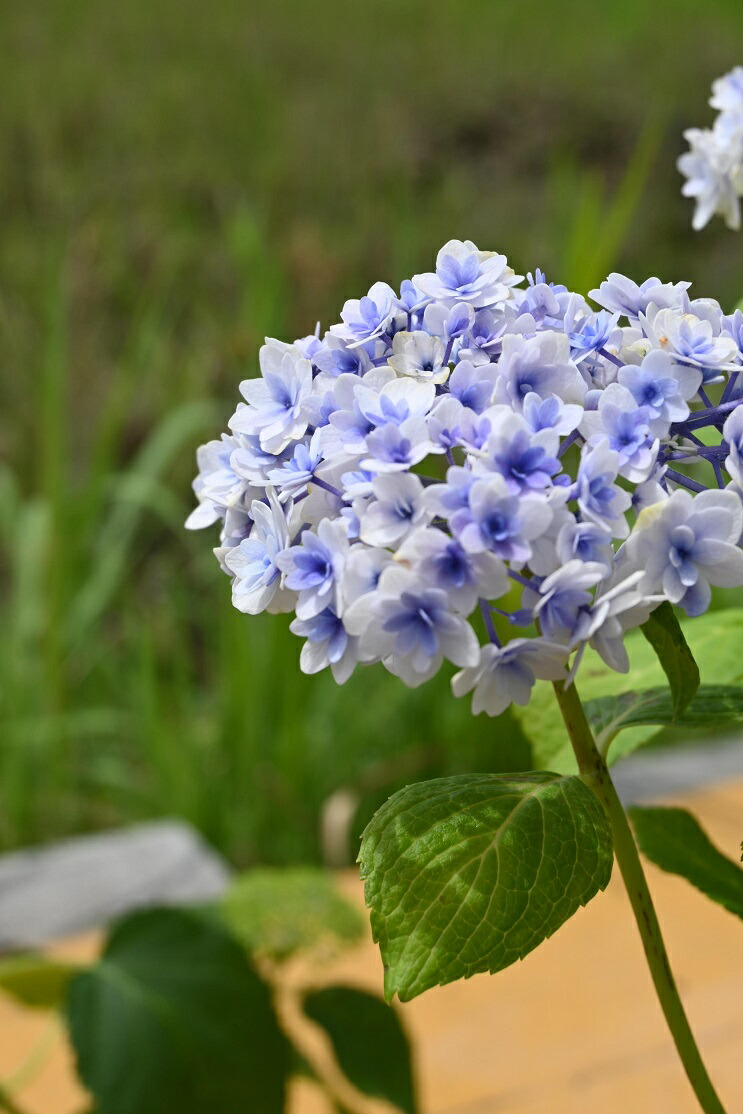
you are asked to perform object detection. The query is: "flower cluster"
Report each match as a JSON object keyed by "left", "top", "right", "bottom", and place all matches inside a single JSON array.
[
  {"left": 679, "top": 65, "right": 743, "bottom": 230},
  {"left": 187, "top": 240, "right": 743, "bottom": 715}
]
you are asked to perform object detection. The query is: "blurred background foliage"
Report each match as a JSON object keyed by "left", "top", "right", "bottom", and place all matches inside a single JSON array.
[{"left": 2, "top": 0, "right": 743, "bottom": 865}]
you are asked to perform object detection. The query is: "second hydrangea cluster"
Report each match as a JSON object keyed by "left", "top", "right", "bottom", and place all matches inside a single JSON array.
[
  {"left": 679, "top": 65, "right": 743, "bottom": 230},
  {"left": 187, "top": 240, "right": 743, "bottom": 715}
]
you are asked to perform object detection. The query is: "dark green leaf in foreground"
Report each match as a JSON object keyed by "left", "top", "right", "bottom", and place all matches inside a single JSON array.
[
  {"left": 65, "top": 907, "right": 290, "bottom": 1114},
  {"left": 585, "top": 684, "right": 743, "bottom": 751},
  {"left": 304, "top": 985, "right": 417, "bottom": 1113},
  {"left": 221, "top": 867, "right": 364, "bottom": 961},
  {"left": 0, "top": 953, "right": 79, "bottom": 1010},
  {"left": 359, "top": 774, "right": 613, "bottom": 1002},
  {"left": 629, "top": 806, "right": 743, "bottom": 920},
  {"left": 640, "top": 602, "right": 700, "bottom": 717}
]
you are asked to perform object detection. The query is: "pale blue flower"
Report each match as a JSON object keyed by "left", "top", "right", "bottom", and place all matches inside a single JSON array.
[
  {"left": 589, "top": 274, "right": 689, "bottom": 321},
  {"left": 629, "top": 489, "right": 743, "bottom": 615},
  {"left": 277, "top": 518, "right": 349, "bottom": 619},
  {"left": 569, "top": 571, "right": 655, "bottom": 674},
  {"left": 565, "top": 301, "right": 620, "bottom": 361},
  {"left": 422, "top": 300, "right": 475, "bottom": 341},
  {"left": 522, "top": 393, "right": 582, "bottom": 436},
  {"left": 395, "top": 527, "right": 508, "bottom": 615},
  {"left": 354, "top": 376, "right": 435, "bottom": 428},
  {"left": 332, "top": 281, "right": 398, "bottom": 346},
  {"left": 525, "top": 560, "right": 607, "bottom": 640},
  {"left": 344, "top": 564, "right": 480, "bottom": 687},
  {"left": 512, "top": 272, "right": 569, "bottom": 326},
  {"left": 450, "top": 475, "right": 552, "bottom": 564},
  {"left": 359, "top": 473, "right": 430, "bottom": 547},
  {"left": 319, "top": 368, "right": 395, "bottom": 455},
  {"left": 313, "top": 334, "right": 375, "bottom": 377},
  {"left": 223, "top": 492, "right": 291, "bottom": 615},
  {"left": 388, "top": 330, "right": 448, "bottom": 383},
  {"left": 643, "top": 306, "right": 739, "bottom": 375},
  {"left": 290, "top": 608, "right": 358, "bottom": 683},
  {"left": 618, "top": 350, "right": 701, "bottom": 435},
  {"left": 341, "top": 545, "right": 392, "bottom": 606},
  {"left": 581, "top": 384, "right": 657, "bottom": 483},
  {"left": 573, "top": 439, "right": 632, "bottom": 538},
  {"left": 447, "top": 360, "right": 499, "bottom": 413},
  {"left": 483, "top": 421, "right": 561, "bottom": 494},
  {"left": 231, "top": 340, "right": 313, "bottom": 454},
  {"left": 427, "top": 396, "right": 466, "bottom": 451},
  {"left": 425, "top": 465, "right": 477, "bottom": 517},
  {"left": 362, "top": 417, "right": 436, "bottom": 472},
  {"left": 458, "top": 308, "right": 507, "bottom": 357},
  {"left": 398, "top": 279, "right": 429, "bottom": 316},
  {"left": 267, "top": 430, "right": 324, "bottom": 498},
  {"left": 556, "top": 521, "right": 613, "bottom": 569},
  {"left": 678, "top": 125, "right": 743, "bottom": 231},
  {"left": 186, "top": 434, "right": 254, "bottom": 530},
  {"left": 452, "top": 638, "right": 568, "bottom": 716},
  {"left": 414, "top": 240, "right": 520, "bottom": 309},
  {"left": 710, "top": 66, "right": 743, "bottom": 114},
  {"left": 494, "top": 332, "right": 587, "bottom": 410},
  {"left": 721, "top": 308, "right": 743, "bottom": 356},
  {"left": 724, "top": 406, "right": 743, "bottom": 486}
]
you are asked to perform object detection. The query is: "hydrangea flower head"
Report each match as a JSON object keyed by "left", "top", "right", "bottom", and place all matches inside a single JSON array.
[
  {"left": 679, "top": 65, "right": 743, "bottom": 230},
  {"left": 187, "top": 241, "right": 743, "bottom": 716}
]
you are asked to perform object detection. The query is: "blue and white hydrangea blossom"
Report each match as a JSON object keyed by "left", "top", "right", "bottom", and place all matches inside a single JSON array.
[
  {"left": 187, "top": 239, "right": 743, "bottom": 715},
  {"left": 679, "top": 65, "right": 743, "bottom": 230}
]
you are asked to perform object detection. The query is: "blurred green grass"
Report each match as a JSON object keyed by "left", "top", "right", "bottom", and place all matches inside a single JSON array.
[{"left": 2, "top": 0, "right": 743, "bottom": 865}]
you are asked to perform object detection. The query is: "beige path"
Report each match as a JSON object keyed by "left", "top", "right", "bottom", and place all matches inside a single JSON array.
[{"left": 1, "top": 778, "right": 742, "bottom": 1114}]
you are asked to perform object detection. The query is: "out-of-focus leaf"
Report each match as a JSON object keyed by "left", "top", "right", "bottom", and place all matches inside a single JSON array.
[
  {"left": 629, "top": 806, "right": 743, "bottom": 919},
  {"left": 304, "top": 985, "right": 417, "bottom": 1113},
  {"left": 0, "top": 953, "right": 79, "bottom": 1009},
  {"left": 65, "top": 907, "right": 289, "bottom": 1114},
  {"left": 585, "top": 684, "right": 743, "bottom": 749},
  {"left": 221, "top": 867, "right": 364, "bottom": 961}
]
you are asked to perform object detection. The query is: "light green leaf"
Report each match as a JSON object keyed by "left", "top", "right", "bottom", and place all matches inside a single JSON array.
[
  {"left": 359, "top": 773, "right": 613, "bottom": 1002},
  {"left": 516, "top": 608, "right": 743, "bottom": 772},
  {"left": 585, "top": 684, "right": 743, "bottom": 750},
  {"left": 639, "top": 602, "right": 700, "bottom": 716},
  {"left": 0, "top": 953, "right": 79, "bottom": 1010},
  {"left": 629, "top": 807, "right": 743, "bottom": 919},
  {"left": 65, "top": 907, "right": 290, "bottom": 1114},
  {"left": 303, "top": 985, "right": 417, "bottom": 1113},
  {"left": 221, "top": 867, "right": 364, "bottom": 962}
]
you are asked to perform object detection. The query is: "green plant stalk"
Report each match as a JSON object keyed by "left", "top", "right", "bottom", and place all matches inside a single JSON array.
[{"left": 552, "top": 679, "right": 726, "bottom": 1114}]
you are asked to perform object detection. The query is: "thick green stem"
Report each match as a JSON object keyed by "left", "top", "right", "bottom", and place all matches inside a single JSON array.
[{"left": 552, "top": 679, "right": 726, "bottom": 1114}]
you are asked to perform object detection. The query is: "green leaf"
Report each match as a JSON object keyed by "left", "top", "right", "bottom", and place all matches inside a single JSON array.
[
  {"left": 585, "top": 684, "right": 743, "bottom": 749},
  {"left": 516, "top": 608, "right": 743, "bottom": 772},
  {"left": 65, "top": 907, "right": 290, "bottom": 1114},
  {"left": 0, "top": 953, "right": 79, "bottom": 1010},
  {"left": 639, "top": 602, "right": 700, "bottom": 716},
  {"left": 359, "top": 773, "right": 613, "bottom": 1002},
  {"left": 629, "top": 807, "right": 743, "bottom": 919},
  {"left": 221, "top": 867, "right": 364, "bottom": 962},
  {"left": 303, "top": 985, "right": 417, "bottom": 1113}
]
